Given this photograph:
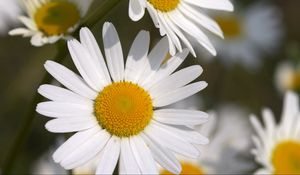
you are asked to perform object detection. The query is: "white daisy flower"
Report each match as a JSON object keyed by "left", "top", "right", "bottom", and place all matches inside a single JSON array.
[
  {"left": 160, "top": 105, "right": 255, "bottom": 174},
  {"left": 0, "top": 0, "right": 21, "bottom": 35},
  {"left": 9, "top": 0, "right": 93, "bottom": 46},
  {"left": 274, "top": 61, "right": 300, "bottom": 94},
  {"left": 36, "top": 22, "right": 209, "bottom": 174},
  {"left": 250, "top": 91, "right": 300, "bottom": 174},
  {"left": 128, "top": 0, "right": 233, "bottom": 57},
  {"left": 209, "top": 2, "right": 283, "bottom": 69}
]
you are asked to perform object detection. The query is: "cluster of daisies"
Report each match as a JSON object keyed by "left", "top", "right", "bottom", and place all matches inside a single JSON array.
[{"left": 2, "top": 0, "right": 297, "bottom": 174}]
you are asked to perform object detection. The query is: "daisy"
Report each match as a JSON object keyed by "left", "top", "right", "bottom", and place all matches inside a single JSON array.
[
  {"left": 128, "top": 0, "right": 233, "bottom": 57},
  {"left": 0, "top": 0, "right": 21, "bottom": 35},
  {"left": 9, "top": 0, "right": 93, "bottom": 46},
  {"left": 36, "top": 22, "right": 209, "bottom": 174},
  {"left": 208, "top": 1, "right": 283, "bottom": 69},
  {"left": 160, "top": 105, "right": 255, "bottom": 174},
  {"left": 250, "top": 91, "right": 300, "bottom": 174},
  {"left": 274, "top": 61, "right": 300, "bottom": 94}
]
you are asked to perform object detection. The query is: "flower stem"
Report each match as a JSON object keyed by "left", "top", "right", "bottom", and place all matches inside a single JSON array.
[{"left": 2, "top": 0, "right": 123, "bottom": 174}]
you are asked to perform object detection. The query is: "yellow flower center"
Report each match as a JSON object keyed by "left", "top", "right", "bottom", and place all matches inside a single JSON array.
[
  {"left": 272, "top": 140, "right": 300, "bottom": 174},
  {"left": 34, "top": 1, "right": 80, "bottom": 36},
  {"left": 148, "top": 0, "right": 180, "bottom": 12},
  {"left": 287, "top": 71, "right": 300, "bottom": 91},
  {"left": 161, "top": 162, "right": 204, "bottom": 175},
  {"left": 94, "top": 82, "right": 153, "bottom": 137},
  {"left": 215, "top": 16, "right": 242, "bottom": 38}
]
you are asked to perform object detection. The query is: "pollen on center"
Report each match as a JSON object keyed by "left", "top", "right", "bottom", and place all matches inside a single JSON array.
[
  {"left": 272, "top": 140, "right": 300, "bottom": 174},
  {"left": 34, "top": 1, "right": 80, "bottom": 36},
  {"left": 148, "top": 0, "right": 180, "bottom": 12},
  {"left": 94, "top": 82, "right": 153, "bottom": 137}
]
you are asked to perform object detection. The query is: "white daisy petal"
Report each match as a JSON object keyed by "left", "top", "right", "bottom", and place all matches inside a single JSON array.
[
  {"left": 125, "top": 30, "right": 150, "bottom": 83},
  {"left": 96, "top": 136, "right": 121, "bottom": 174},
  {"left": 79, "top": 27, "right": 111, "bottom": 85},
  {"left": 53, "top": 126, "right": 101, "bottom": 163},
  {"left": 119, "top": 138, "right": 140, "bottom": 174},
  {"left": 44, "top": 61, "right": 97, "bottom": 99},
  {"left": 102, "top": 22, "right": 125, "bottom": 82},
  {"left": 154, "top": 109, "right": 208, "bottom": 126},
  {"left": 179, "top": 3, "right": 223, "bottom": 38},
  {"left": 169, "top": 10, "right": 216, "bottom": 56},
  {"left": 36, "top": 102, "right": 93, "bottom": 118},
  {"left": 138, "top": 36, "right": 169, "bottom": 85},
  {"left": 145, "top": 122, "right": 200, "bottom": 158},
  {"left": 129, "top": 0, "right": 145, "bottom": 21},
  {"left": 68, "top": 39, "right": 105, "bottom": 91},
  {"left": 144, "top": 49, "right": 189, "bottom": 88},
  {"left": 153, "top": 81, "right": 207, "bottom": 107},
  {"left": 130, "top": 136, "right": 158, "bottom": 174},
  {"left": 45, "top": 116, "right": 97, "bottom": 133},
  {"left": 31, "top": 33, "right": 44, "bottom": 47},
  {"left": 141, "top": 133, "right": 181, "bottom": 174},
  {"left": 9, "top": 28, "right": 34, "bottom": 37},
  {"left": 38, "top": 84, "right": 92, "bottom": 105},
  {"left": 61, "top": 129, "right": 111, "bottom": 169},
  {"left": 183, "top": 0, "right": 234, "bottom": 11},
  {"left": 149, "top": 65, "right": 203, "bottom": 97}
]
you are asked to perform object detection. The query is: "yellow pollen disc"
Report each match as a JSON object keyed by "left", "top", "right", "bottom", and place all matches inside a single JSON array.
[
  {"left": 272, "top": 140, "right": 300, "bottom": 174},
  {"left": 148, "top": 0, "right": 180, "bottom": 12},
  {"left": 215, "top": 16, "right": 242, "bottom": 38},
  {"left": 287, "top": 71, "right": 300, "bottom": 91},
  {"left": 161, "top": 162, "right": 204, "bottom": 175},
  {"left": 34, "top": 1, "right": 80, "bottom": 36},
  {"left": 94, "top": 82, "right": 153, "bottom": 137}
]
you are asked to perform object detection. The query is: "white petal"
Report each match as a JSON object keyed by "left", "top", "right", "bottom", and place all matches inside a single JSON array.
[
  {"left": 145, "top": 122, "right": 200, "bottom": 158},
  {"left": 125, "top": 30, "right": 150, "bottom": 83},
  {"left": 30, "top": 33, "right": 44, "bottom": 47},
  {"left": 102, "top": 22, "right": 124, "bottom": 82},
  {"left": 179, "top": 3, "right": 223, "bottom": 38},
  {"left": 68, "top": 39, "right": 105, "bottom": 91},
  {"left": 154, "top": 109, "right": 208, "bottom": 126},
  {"left": 38, "top": 84, "right": 92, "bottom": 105},
  {"left": 44, "top": 61, "right": 97, "bottom": 99},
  {"left": 163, "top": 15, "right": 196, "bottom": 57},
  {"left": 96, "top": 136, "right": 121, "bottom": 174},
  {"left": 61, "top": 130, "right": 111, "bottom": 169},
  {"left": 141, "top": 133, "right": 181, "bottom": 174},
  {"left": 281, "top": 91, "right": 299, "bottom": 134},
  {"left": 36, "top": 101, "right": 93, "bottom": 118},
  {"left": 9, "top": 28, "right": 34, "bottom": 36},
  {"left": 250, "top": 115, "right": 266, "bottom": 142},
  {"left": 138, "top": 37, "right": 169, "bottom": 85},
  {"left": 130, "top": 136, "right": 158, "bottom": 174},
  {"left": 79, "top": 27, "right": 111, "bottom": 85},
  {"left": 183, "top": 0, "right": 234, "bottom": 11},
  {"left": 119, "top": 138, "right": 140, "bottom": 174},
  {"left": 169, "top": 10, "right": 216, "bottom": 56},
  {"left": 143, "top": 49, "right": 189, "bottom": 89},
  {"left": 153, "top": 82, "right": 207, "bottom": 107},
  {"left": 45, "top": 116, "right": 97, "bottom": 133},
  {"left": 262, "top": 108, "right": 275, "bottom": 138},
  {"left": 18, "top": 16, "right": 37, "bottom": 30},
  {"left": 129, "top": 0, "right": 145, "bottom": 21},
  {"left": 53, "top": 126, "right": 101, "bottom": 163},
  {"left": 149, "top": 65, "right": 203, "bottom": 98}
]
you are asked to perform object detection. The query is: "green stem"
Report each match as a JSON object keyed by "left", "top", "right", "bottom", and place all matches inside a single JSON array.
[
  {"left": 2, "top": 42, "right": 68, "bottom": 175},
  {"left": 2, "top": 0, "right": 123, "bottom": 174}
]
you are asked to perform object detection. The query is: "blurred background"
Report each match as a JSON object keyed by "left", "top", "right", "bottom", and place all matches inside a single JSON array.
[{"left": 0, "top": 0, "right": 300, "bottom": 174}]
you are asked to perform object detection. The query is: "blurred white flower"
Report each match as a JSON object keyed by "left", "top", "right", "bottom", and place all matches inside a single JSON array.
[
  {"left": 274, "top": 61, "right": 300, "bottom": 94},
  {"left": 128, "top": 0, "right": 233, "bottom": 57},
  {"left": 0, "top": 0, "right": 21, "bottom": 35},
  {"left": 207, "top": 1, "right": 283, "bottom": 70},
  {"left": 9, "top": 0, "right": 93, "bottom": 46},
  {"left": 159, "top": 105, "right": 255, "bottom": 174},
  {"left": 251, "top": 91, "right": 300, "bottom": 174}
]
